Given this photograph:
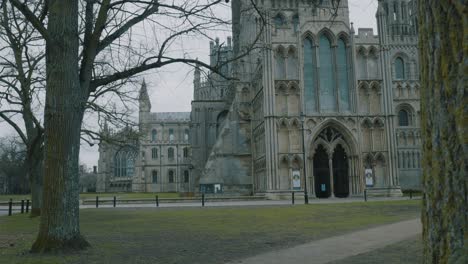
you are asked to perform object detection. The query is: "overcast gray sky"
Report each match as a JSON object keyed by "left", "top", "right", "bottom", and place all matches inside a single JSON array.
[{"left": 0, "top": 1, "right": 379, "bottom": 168}]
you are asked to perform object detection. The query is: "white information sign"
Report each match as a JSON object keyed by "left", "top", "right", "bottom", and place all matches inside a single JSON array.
[
  {"left": 365, "top": 168, "right": 374, "bottom": 187},
  {"left": 292, "top": 170, "right": 301, "bottom": 190}
]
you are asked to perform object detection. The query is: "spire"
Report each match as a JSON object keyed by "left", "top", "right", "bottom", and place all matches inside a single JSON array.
[
  {"left": 139, "top": 79, "right": 149, "bottom": 101},
  {"left": 139, "top": 79, "right": 151, "bottom": 112}
]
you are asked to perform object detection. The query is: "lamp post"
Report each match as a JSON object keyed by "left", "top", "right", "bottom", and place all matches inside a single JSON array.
[{"left": 300, "top": 112, "right": 309, "bottom": 204}]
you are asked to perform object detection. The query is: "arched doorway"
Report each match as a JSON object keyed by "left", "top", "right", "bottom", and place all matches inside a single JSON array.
[
  {"left": 313, "top": 145, "right": 330, "bottom": 198},
  {"left": 311, "top": 126, "right": 355, "bottom": 198},
  {"left": 332, "top": 144, "right": 349, "bottom": 197}
]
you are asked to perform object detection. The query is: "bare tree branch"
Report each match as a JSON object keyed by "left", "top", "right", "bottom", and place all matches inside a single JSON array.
[{"left": 6, "top": 0, "right": 51, "bottom": 42}]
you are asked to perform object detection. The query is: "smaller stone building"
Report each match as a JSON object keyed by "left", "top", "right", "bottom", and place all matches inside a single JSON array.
[
  {"left": 96, "top": 126, "right": 139, "bottom": 192},
  {"left": 97, "top": 81, "right": 192, "bottom": 193}
]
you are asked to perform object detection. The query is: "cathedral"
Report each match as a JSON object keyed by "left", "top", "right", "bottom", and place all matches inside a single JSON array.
[{"left": 97, "top": 0, "right": 422, "bottom": 198}]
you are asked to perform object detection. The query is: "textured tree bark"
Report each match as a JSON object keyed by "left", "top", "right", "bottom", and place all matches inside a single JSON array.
[
  {"left": 26, "top": 150, "right": 44, "bottom": 217},
  {"left": 25, "top": 119, "right": 43, "bottom": 217},
  {"left": 28, "top": 145, "right": 43, "bottom": 217},
  {"left": 31, "top": 0, "right": 89, "bottom": 252},
  {"left": 418, "top": 1, "right": 467, "bottom": 263}
]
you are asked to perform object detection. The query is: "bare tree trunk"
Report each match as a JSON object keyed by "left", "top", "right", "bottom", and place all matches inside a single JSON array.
[
  {"left": 31, "top": 0, "right": 89, "bottom": 252},
  {"left": 28, "top": 146, "right": 43, "bottom": 217},
  {"left": 25, "top": 119, "right": 44, "bottom": 217},
  {"left": 29, "top": 170, "right": 42, "bottom": 217},
  {"left": 418, "top": 1, "right": 467, "bottom": 263}
]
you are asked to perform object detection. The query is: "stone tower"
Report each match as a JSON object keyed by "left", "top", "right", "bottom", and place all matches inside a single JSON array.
[{"left": 375, "top": 0, "right": 421, "bottom": 189}]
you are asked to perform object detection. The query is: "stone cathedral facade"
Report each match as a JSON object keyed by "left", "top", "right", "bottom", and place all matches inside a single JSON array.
[{"left": 98, "top": 0, "right": 422, "bottom": 197}]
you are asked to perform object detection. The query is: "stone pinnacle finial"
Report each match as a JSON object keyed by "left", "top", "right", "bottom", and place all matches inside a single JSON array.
[
  {"left": 139, "top": 79, "right": 149, "bottom": 101},
  {"left": 139, "top": 79, "right": 151, "bottom": 112}
]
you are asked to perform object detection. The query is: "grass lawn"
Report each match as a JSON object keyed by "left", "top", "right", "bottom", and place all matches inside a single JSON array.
[
  {"left": 329, "top": 236, "right": 422, "bottom": 264},
  {"left": 0, "top": 200, "right": 421, "bottom": 264},
  {"left": 0, "top": 192, "right": 180, "bottom": 202}
]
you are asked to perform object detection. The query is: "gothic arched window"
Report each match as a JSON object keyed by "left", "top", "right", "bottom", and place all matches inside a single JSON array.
[
  {"left": 292, "top": 14, "right": 299, "bottom": 32},
  {"left": 169, "top": 128, "right": 175, "bottom": 142},
  {"left": 319, "top": 34, "right": 336, "bottom": 111},
  {"left": 184, "top": 129, "right": 189, "bottom": 141},
  {"left": 287, "top": 48, "right": 298, "bottom": 79},
  {"left": 168, "top": 147, "right": 174, "bottom": 159},
  {"left": 151, "top": 129, "right": 157, "bottom": 142},
  {"left": 275, "top": 47, "right": 286, "bottom": 79},
  {"left": 357, "top": 48, "right": 367, "bottom": 80},
  {"left": 168, "top": 170, "right": 174, "bottom": 183},
  {"left": 151, "top": 148, "right": 158, "bottom": 159},
  {"left": 274, "top": 14, "right": 285, "bottom": 28},
  {"left": 398, "top": 109, "right": 409, "bottom": 126},
  {"left": 183, "top": 147, "right": 189, "bottom": 158},
  {"left": 184, "top": 170, "right": 189, "bottom": 183},
  {"left": 395, "top": 57, "right": 405, "bottom": 79},
  {"left": 337, "top": 38, "right": 350, "bottom": 111},
  {"left": 303, "top": 37, "right": 316, "bottom": 113},
  {"left": 152, "top": 170, "right": 158, "bottom": 183},
  {"left": 114, "top": 146, "right": 137, "bottom": 177}
]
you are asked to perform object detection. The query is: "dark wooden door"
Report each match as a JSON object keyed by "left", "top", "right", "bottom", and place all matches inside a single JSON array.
[
  {"left": 333, "top": 145, "right": 349, "bottom": 198},
  {"left": 314, "top": 145, "right": 331, "bottom": 198}
]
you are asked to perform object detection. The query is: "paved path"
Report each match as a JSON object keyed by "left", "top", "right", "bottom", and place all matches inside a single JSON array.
[{"left": 229, "top": 218, "right": 421, "bottom": 264}]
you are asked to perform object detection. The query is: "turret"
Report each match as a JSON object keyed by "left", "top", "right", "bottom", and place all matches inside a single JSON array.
[
  {"left": 194, "top": 64, "right": 201, "bottom": 90},
  {"left": 377, "top": 0, "right": 416, "bottom": 38},
  {"left": 376, "top": 0, "right": 388, "bottom": 44},
  {"left": 193, "top": 64, "right": 201, "bottom": 100},
  {"left": 139, "top": 79, "right": 151, "bottom": 113},
  {"left": 102, "top": 118, "right": 110, "bottom": 136}
]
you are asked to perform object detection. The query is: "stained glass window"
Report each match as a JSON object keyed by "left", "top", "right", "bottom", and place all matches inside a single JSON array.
[
  {"left": 337, "top": 38, "right": 350, "bottom": 111},
  {"left": 114, "top": 147, "right": 137, "bottom": 177},
  {"left": 303, "top": 38, "right": 316, "bottom": 113},
  {"left": 319, "top": 34, "right": 336, "bottom": 111},
  {"left": 399, "top": 109, "right": 409, "bottom": 126},
  {"left": 395, "top": 57, "right": 405, "bottom": 79}
]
